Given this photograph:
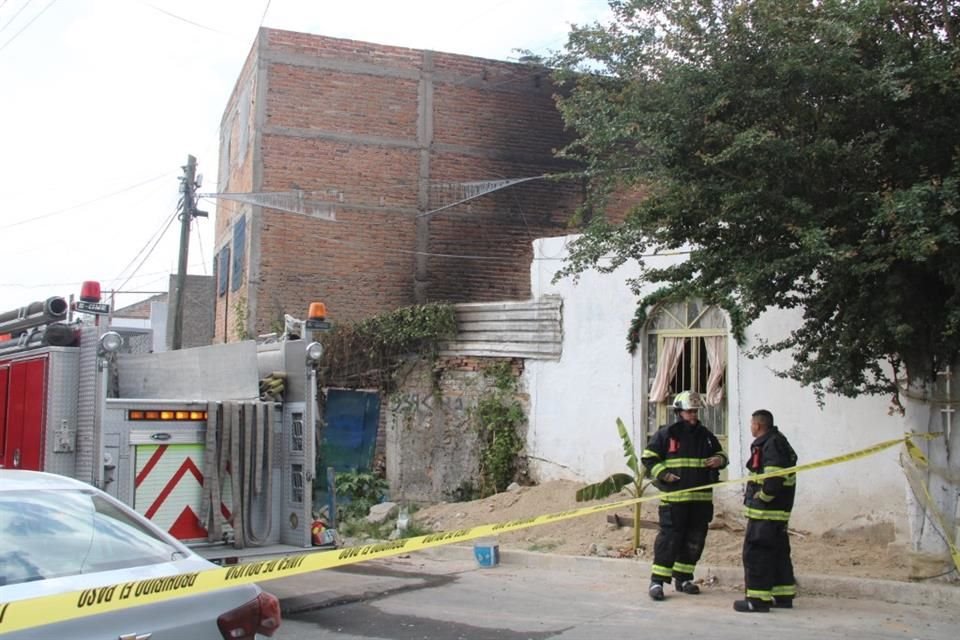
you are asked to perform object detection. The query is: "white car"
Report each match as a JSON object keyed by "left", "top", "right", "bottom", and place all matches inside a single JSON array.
[{"left": 0, "top": 470, "right": 281, "bottom": 639}]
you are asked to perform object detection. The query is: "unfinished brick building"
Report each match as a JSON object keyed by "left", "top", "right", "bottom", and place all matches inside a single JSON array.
[{"left": 212, "top": 28, "right": 583, "bottom": 341}]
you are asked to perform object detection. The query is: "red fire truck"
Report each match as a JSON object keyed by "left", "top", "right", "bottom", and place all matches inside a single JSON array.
[{"left": 0, "top": 283, "right": 322, "bottom": 558}]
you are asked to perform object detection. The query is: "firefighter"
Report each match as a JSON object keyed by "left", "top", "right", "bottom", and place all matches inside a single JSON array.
[
  {"left": 641, "top": 390, "right": 728, "bottom": 601},
  {"left": 734, "top": 409, "right": 798, "bottom": 613}
]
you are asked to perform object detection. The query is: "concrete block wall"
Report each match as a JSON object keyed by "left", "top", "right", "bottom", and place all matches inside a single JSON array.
[
  {"left": 384, "top": 355, "right": 526, "bottom": 503},
  {"left": 213, "top": 29, "right": 582, "bottom": 339},
  {"left": 164, "top": 275, "right": 215, "bottom": 349}
]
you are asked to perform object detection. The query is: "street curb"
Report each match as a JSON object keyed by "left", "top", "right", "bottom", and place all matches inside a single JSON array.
[{"left": 419, "top": 545, "right": 960, "bottom": 608}]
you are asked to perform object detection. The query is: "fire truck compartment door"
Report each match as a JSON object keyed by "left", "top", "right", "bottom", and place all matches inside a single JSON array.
[
  {"left": 131, "top": 438, "right": 231, "bottom": 541},
  {"left": 1, "top": 357, "right": 46, "bottom": 470},
  {"left": 0, "top": 365, "right": 7, "bottom": 463}
]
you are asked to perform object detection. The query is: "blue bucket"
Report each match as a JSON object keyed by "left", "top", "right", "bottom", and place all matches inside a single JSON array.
[{"left": 473, "top": 540, "right": 500, "bottom": 568}]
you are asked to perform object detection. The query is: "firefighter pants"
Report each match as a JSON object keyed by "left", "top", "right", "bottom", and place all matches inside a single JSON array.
[
  {"left": 651, "top": 501, "right": 713, "bottom": 584},
  {"left": 742, "top": 518, "right": 796, "bottom": 602}
]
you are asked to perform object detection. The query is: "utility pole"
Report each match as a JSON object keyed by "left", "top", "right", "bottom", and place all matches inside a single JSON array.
[{"left": 172, "top": 155, "right": 207, "bottom": 350}]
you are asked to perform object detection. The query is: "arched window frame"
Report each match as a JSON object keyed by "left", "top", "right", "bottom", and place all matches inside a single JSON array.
[{"left": 641, "top": 300, "right": 729, "bottom": 449}]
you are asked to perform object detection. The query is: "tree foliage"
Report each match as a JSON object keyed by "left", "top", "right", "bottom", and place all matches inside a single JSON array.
[{"left": 551, "top": 0, "right": 960, "bottom": 402}]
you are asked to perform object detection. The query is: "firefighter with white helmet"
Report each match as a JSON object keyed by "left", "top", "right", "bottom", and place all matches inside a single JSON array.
[{"left": 641, "top": 390, "right": 728, "bottom": 601}]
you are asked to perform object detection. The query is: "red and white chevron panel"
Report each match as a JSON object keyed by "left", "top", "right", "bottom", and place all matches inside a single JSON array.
[{"left": 134, "top": 443, "right": 233, "bottom": 540}]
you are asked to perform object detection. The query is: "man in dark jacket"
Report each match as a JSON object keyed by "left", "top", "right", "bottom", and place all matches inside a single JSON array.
[
  {"left": 641, "top": 390, "right": 728, "bottom": 601},
  {"left": 734, "top": 409, "right": 798, "bottom": 613}
]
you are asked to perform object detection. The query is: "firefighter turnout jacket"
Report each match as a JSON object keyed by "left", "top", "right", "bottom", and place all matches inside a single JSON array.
[
  {"left": 744, "top": 426, "right": 798, "bottom": 520},
  {"left": 642, "top": 419, "right": 728, "bottom": 502}
]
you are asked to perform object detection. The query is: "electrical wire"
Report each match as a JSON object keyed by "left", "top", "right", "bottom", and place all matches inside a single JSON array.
[
  {"left": 0, "top": 268, "right": 181, "bottom": 289},
  {"left": 0, "top": 171, "right": 173, "bottom": 231},
  {"left": 0, "top": 0, "right": 54, "bottom": 53},
  {"left": 137, "top": 0, "right": 229, "bottom": 35},
  {"left": 257, "top": 0, "right": 271, "bottom": 29},
  {"left": 0, "top": 0, "right": 30, "bottom": 36},
  {"left": 416, "top": 175, "right": 551, "bottom": 218},
  {"left": 204, "top": 189, "right": 688, "bottom": 265},
  {"left": 303, "top": 233, "right": 509, "bottom": 262},
  {"left": 208, "top": 198, "right": 506, "bottom": 262},
  {"left": 114, "top": 207, "right": 180, "bottom": 294},
  {"left": 112, "top": 208, "right": 180, "bottom": 284},
  {"left": 194, "top": 217, "right": 208, "bottom": 275}
]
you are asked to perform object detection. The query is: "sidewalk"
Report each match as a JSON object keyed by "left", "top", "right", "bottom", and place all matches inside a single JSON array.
[{"left": 262, "top": 543, "right": 959, "bottom": 613}]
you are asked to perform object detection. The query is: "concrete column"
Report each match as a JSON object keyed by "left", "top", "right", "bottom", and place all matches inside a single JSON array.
[{"left": 414, "top": 52, "right": 435, "bottom": 303}]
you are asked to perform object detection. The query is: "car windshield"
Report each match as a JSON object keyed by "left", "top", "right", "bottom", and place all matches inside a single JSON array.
[{"left": 0, "top": 488, "right": 181, "bottom": 586}]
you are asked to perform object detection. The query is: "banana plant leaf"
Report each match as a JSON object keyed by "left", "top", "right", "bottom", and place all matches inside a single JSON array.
[
  {"left": 616, "top": 417, "right": 641, "bottom": 479},
  {"left": 575, "top": 473, "right": 635, "bottom": 502}
]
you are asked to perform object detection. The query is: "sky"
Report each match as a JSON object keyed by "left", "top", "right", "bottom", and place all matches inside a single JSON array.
[{"left": 0, "top": 0, "right": 612, "bottom": 314}]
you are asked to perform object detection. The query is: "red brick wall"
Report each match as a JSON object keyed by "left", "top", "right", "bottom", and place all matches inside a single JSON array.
[
  {"left": 215, "top": 29, "right": 586, "bottom": 338},
  {"left": 266, "top": 64, "right": 420, "bottom": 139}
]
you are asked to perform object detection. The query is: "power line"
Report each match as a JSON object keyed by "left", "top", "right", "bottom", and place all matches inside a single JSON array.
[
  {"left": 137, "top": 0, "right": 229, "bottom": 35},
  {"left": 0, "top": 0, "right": 54, "bottom": 53},
  {"left": 417, "top": 174, "right": 552, "bottom": 218},
  {"left": 257, "top": 0, "right": 271, "bottom": 29},
  {"left": 207, "top": 196, "right": 527, "bottom": 262},
  {"left": 315, "top": 234, "right": 509, "bottom": 262},
  {"left": 114, "top": 207, "right": 180, "bottom": 294},
  {"left": 193, "top": 216, "right": 208, "bottom": 275},
  {"left": 0, "top": 265, "right": 207, "bottom": 290},
  {"left": 0, "top": 0, "right": 31, "bottom": 36},
  {"left": 0, "top": 171, "right": 174, "bottom": 230},
  {"left": 112, "top": 208, "right": 180, "bottom": 284}
]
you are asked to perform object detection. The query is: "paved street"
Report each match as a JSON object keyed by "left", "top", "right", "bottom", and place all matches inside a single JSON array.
[{"left": 268, "top": 553, "right": 960, "bottom": 640}]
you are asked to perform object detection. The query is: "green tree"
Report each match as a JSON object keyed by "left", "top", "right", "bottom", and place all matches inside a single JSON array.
[{"left": 551, "top": 1, "right": 959, "bottom": 562}]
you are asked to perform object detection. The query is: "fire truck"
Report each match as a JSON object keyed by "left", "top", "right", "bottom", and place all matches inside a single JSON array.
[{"left": 0, "top": 282, "right": 324, "bottom": 558}]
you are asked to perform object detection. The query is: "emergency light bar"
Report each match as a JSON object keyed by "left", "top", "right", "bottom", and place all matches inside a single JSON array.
[{"left": 127, "top": 410, "right": 208, "bottom": 421}]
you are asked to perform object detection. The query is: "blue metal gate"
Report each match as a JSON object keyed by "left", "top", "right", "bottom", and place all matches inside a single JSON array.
[{"left": 317, "top": 388, "right": 380, "bottom": 489}]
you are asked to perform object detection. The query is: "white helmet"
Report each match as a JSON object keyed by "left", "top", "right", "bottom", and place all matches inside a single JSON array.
[{"left": 673, "top": 390, "right": 704, "bottom": 411}]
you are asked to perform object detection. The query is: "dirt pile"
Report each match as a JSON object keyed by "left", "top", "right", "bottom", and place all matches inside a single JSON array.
[{"left": 414, "top": 480, "right": 912, "bottom": 582}]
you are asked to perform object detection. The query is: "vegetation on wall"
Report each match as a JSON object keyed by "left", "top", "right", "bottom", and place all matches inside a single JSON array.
[
  {"left": 232, "top": 296, "right": 250, "bottom": 341},
  {"left": 473, "top": 361, "right": 526, "bottom": 497},
  {"left": 318, "top": 303, "right": 457, "bottom": 391}
]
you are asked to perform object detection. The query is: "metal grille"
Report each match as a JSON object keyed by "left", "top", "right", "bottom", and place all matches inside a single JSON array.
[
  {"left": 291, "top": 412, "right": 304, "bottom": 452},
  {"left": 291, "top": 463, "right": 304, "bottom": 504}
]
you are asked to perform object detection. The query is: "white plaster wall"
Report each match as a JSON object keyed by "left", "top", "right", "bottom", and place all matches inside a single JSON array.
[
  {"left": 526, "top": 235, "right": 909, "bottom": 536},
  {"left": 734, "top": 308, "right": 909, "bottom": 538}
]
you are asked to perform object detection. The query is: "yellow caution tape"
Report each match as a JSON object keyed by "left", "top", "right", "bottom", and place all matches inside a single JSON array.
[
  {"left": 904, "top": 436, "right": 929, "bottom": 466},
  {"left": 900, "top": 436, "right": 960, "bottom": 575},
  {"left": 0, "top": 432, "right": 940, "bottom": 634}
]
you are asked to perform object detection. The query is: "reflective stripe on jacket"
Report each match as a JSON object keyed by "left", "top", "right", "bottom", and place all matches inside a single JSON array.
[
  {"left": 641, "top": 419, "right": 728, "bottom": 502},
  {"left": 743, "top": 426, "right": 797, "bottom": 520}
]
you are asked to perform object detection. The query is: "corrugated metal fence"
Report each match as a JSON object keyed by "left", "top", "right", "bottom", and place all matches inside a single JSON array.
[{"left": 439, "top": 296, "right": 562, "bottom": 360}]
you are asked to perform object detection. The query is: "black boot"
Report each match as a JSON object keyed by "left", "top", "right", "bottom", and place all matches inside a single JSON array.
[
  {"left": 772, "top": 597, "right": 794, "bottom": 609},
  {"left": 648, "top": 582, "right": 665, "bottom": 601},
  {"left": 733, "top": 598, "right": 770, "bottom": 613},
  {"left": 676, "top": 579, "right": 700, "bottom": 594}
]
